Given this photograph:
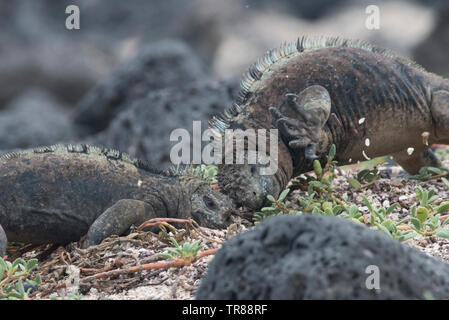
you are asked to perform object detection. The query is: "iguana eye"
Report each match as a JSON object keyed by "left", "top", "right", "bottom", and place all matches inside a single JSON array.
[{"left": 203, "top": 195, "right": 217, "bottom": 210}]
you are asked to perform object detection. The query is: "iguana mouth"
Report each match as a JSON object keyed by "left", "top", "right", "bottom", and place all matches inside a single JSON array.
[
  {"left": 217, "top": 158, "right": 290, "bottom": 210},
  {"left": 192, "top": 209, "right": 231, "bottom": 229}
]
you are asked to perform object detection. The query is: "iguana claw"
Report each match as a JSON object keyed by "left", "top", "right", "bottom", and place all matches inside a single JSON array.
[
  {"left": 270, "top": 106, "right": 299, "bottom": 137},
  {"left": 271, "top": 106, "right": 317, "bottom": 159}
]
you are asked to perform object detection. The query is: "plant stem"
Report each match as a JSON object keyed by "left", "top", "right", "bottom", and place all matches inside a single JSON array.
[{"left": 420, "top": 172, "right": 449, "bottom": 182}]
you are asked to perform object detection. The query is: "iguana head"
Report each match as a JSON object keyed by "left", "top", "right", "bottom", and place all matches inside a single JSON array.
[
  {"left": 215, "top": 87, "right": 331, "bottom": 210},
  {"left": 190, "top": 183, "right": 233, "bottom": 229},
  {"left": 175, "top": 170, "right": 233, "bottom": 229},
  {"left": 209, "top": 39, "right": 340, "bottom": 210},
  {"left": 217, "top": 163, "right": 281, "bottom": 209}
]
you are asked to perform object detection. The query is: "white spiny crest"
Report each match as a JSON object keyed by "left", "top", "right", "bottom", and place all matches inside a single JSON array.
[
  {"left": 223, "top": 109, "right": 232, "bottom": 119},
  {"left": 168, "top": 163, "right": 212, "bottom": 183},
  {"left": 67, "top": 144, "right": 84, "bottom": 152},
  {"left": 33, "top": 145, "right": 58, "bottom": 153},
  {"left": 209, "top": 35, "right": 426, "bottom": 135},
  {"left": 0, "top": 143, "right": 162, "bottom": 174},
  {"left": 211, "top": 115, "right": 229, "bottom": 131},
  {"left": 89, "top": 145, "right": 104, "bottom": 154},
  {"left": 104, "top": 148, "right": 120, "bottom": 158},
  {"left": 236, "top": 104, "right": 244, "bottom": 112},
  {"left": 0, "top": 152, "right": 19, "bottom": 160},
  {"left": 210, "top": 127, "right": 221, "bottom": 138}
]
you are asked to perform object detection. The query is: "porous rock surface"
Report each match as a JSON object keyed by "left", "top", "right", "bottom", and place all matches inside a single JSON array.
[
  {"left": 88, "top": 79, "right": 238, "bottom": 169},
  {"left": 197, "top": 215, "right": 449, "bottom": 299},
  {"left": 0, "top": 225, "right": 6, "bottom": 257},
  {"left": 0, "top": 89, "right": 77, "bottom": 150},
  {"left": 414, "top": 5, "right": 449, "bottom": 76},
  {"left": 73, "top": 40, "right": 207, "bottom": 133}
]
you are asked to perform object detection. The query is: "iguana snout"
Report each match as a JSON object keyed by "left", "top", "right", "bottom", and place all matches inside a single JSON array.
[
  {"left": 191, "top": 187, "right": 233, "bottom": 229},
  {"left": 217, "top": 163, "right": 280, "bottom": 209}
]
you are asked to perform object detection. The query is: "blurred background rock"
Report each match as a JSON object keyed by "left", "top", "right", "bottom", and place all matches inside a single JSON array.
[{"left": 0, "top": 0, "right": 447, "bottom": 168}]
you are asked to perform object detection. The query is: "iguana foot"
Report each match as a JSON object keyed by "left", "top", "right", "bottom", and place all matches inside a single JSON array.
[
  {"left": 430, "top": 90, "right": 449, "bottom": 142},
  {"left": 82, "top": 199, "right": 155, "bottom": 248},
  {"left": 390, "top": 147, "right": 442, "bottom": 175},
  {"left": 270, "top": 85, "right": 332, "bottom": 160},
  {"left": 269, "top": 106, "right": 319, "bottom": 159}
]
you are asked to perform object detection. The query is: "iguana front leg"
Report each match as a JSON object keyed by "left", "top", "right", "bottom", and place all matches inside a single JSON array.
[
  {"left": 270, "top": 107, "right": 319, "bottom": 159},
  {"left": 269, "top": 85, "right": 332, "bottom": 159},
  {"left": 430, "top": 90, "right": 449, "bottom": 143},
  {"left": 0, "top": 224, "right": 6, "bottom": 257},
  {"left": 83, "top": 199, "right": 156, "bottom": 248},
  {"left": 391, "top": 88, "right": 449, "bottom": 174}
]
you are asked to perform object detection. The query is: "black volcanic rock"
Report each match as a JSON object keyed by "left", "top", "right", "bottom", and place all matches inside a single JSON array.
[
  {"left": 87, "top": 79, "right": 238, "bottom": 169},
  {"left": 0, "top": 89, "right": 77, "bottom": 150},
  {"left": 197, "top": 214, "right": 449, "bottom": 299},
  {"left": 414, "top": 6, "right": 449, "bottom": 76},
  {"left": 73, "top": 40, "right": 207, "bottom": 134}
]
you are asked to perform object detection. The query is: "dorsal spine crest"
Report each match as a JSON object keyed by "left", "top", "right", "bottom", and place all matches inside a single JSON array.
[
  {"left": 209, "top": 36, "right": 426, "bottom": 134},
  {"left": 0, "top": 144, "right": 163, "bottom": 174}
]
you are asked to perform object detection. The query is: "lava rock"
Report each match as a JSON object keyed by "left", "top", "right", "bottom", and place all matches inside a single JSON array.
[
  {"left": 0, "top": 0, "right": 199, "bottom": 108},
  {"left": 414, "top": 5, "right": 449, "bottom": 76},
  {"left": 197, "top": 215, "right": 449, "bottom": 299},
  {"left": 87, "top": 79, "right": 238, "bottom": 169},
  {"left": 73, "top": 40, "right": 206, "bottom": 134},
  {"left": 0, "top": 224, "right": 6, "bottom": 257},
  {"left": 0, "top": 39, "right": 108, "bottom": 108},
  {"left": 27, "top": 0, "right": 196, "bottom": 45},
  {"left": 245, "top": 0, "right": 350, "bottom": 20},
  {"left": 0, "top": 89, "right": 77, "bottom": 150}
]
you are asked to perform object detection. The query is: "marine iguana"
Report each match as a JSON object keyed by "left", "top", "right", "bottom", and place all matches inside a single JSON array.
[
  {"left": 211, "top": 36, "right": 449, "bottom": 209},
  {"left": 0, "top": 144, "right": 232, "bottom": 256}
]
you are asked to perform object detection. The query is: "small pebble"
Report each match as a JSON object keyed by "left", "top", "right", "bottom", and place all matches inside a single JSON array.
[
  {"left": 390, "top": 179, "right": 404, "bottom": 187},
  {"left": 359, "top": 206, "right": 369, "bottom": 212}
]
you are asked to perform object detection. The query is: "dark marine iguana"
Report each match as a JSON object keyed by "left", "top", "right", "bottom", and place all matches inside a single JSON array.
[
  {"left": 0, "top": 144, "right": 232, "bottom": 256},
  {"left": 211, "top": 36, "right": 449, "bottom": 209}
]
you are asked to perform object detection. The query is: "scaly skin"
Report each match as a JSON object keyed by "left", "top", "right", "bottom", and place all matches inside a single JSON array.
[
  {"left": 0, "top": 144, "right": 232, "bottom": 256},
  {"left": 213, "top": 37, "right": 449, "bottom": 209}
]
